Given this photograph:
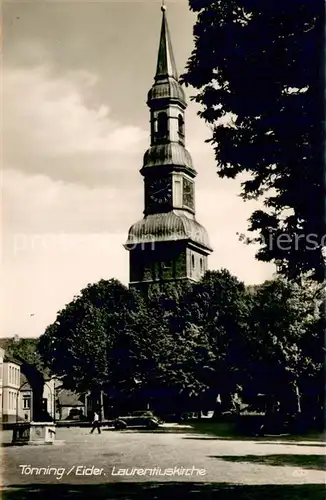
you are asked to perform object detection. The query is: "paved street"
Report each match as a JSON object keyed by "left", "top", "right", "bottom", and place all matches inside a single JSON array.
[{"left": 1, "top": 427, "right": 325, "bottom": 489}]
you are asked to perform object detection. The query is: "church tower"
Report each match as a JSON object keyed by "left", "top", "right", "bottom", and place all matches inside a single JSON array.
[{"left": 125, "top": 5, "right": 212, "bottom": 291}]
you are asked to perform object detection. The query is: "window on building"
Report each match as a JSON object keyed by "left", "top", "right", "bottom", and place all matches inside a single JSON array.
[
  {"left": 157, "top": 112, "right": 168, "bottom": 138},
  {"left": 200, "top": 258, "right": 203, "bottom": 272},
  {"left": 178, "top": 114, "right": 185, "bottom": 136},
  {"left": 192, "top": 255, "right": 195, "bottom": 269},
  {"left": 23, "top": 395, "right": 31, "bottom": 410}
]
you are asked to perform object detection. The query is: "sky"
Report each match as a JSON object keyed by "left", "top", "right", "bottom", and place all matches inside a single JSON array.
[{"left": 2, "top": 0, "right": 274, "bottom": 338}]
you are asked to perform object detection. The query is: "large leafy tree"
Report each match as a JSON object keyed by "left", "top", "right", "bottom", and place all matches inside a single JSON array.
[
  {"left": 39, "top": 279, "right": 141, "bottom": 398},
  {"left": 247, "top": 276, "right": 324, "bottom": 418},
  {"left": 131, "top": 282, "right": 213, "bottom": 412},
  {"left": 38, "top": 279, "right": 207, "bottom": 412},
  {"left": 183, "top": 0, "right": 325, "bottom": 280},
  {"left": 182, "top": 269, "right": 251, "bottom": 410}
]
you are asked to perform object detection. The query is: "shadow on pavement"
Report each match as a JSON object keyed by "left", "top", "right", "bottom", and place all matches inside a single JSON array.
[
  {"left": 1, "top": 443, "right": 28, "bottom": 448},
  {"left": 2, "top": 483, "right": 326, "bottom": 500},
  {"left": 255, "top": 442, "right": 325, "bottom": 447},
  {"left": 182, "top": 436, "right": 226, "bottom": 440},
  {"left": 183, "top": 436, "right": 326, "bottom": 443},
  {"left": 209, "top": 455, "right": 326, "bottom": 471}
]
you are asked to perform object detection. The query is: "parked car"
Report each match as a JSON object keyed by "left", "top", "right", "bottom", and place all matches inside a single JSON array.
[
  {"left": 65, "top": 409, "right": 87, "bottom": 421},
  {"left": 113, "top": 411, "right": 161, "bottom": 430}
]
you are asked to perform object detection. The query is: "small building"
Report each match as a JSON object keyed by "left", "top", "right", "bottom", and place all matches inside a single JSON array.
[
  {"left": 56, "top": 388, "right": 85, "bottom": 420},
  {"left": 19, "top": 373, "right": 56, "bottom": 422}
]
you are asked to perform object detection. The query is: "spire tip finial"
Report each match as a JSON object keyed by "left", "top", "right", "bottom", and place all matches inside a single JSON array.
[{"left": 161, "top": 1, "right": 166, "bottom": 12}]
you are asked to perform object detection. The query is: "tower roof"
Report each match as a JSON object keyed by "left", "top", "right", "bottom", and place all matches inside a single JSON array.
[
  {"left": 142, "top": 143, "right": 196, "bottom": 174},
  {"left": 125, "top": 212, "right": 212, "bottom": 252},
  {"left": 155, "top": 6, "right": 178, "bottom": 81},
  {"left": 148, "top": 5, "right": 186, "bottom": 108}
]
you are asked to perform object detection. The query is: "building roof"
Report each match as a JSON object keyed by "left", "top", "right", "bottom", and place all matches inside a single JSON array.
[
  {"left": 155, "top": 7, "right": 178, "bottom": 80},
  {"left": 142, "top": 143, "right": 196, "bottom": 173},
  {"left": 57, "top": 389, "right": 84, "bottom": 407},
  {"left": 148, "top": 7, "right": 186, "bottom": 108},
  {"left": 3, "top": 354, "right": 22, "bottom": 366},
  {"left": 19, "top": 374, "right": 32, "bottom": 391},
  {"left": 125, "top": 212, "right": 212, "bottom": 251},
  {"left": 147, "top": 77, "right": 186, "bottom": 108}
]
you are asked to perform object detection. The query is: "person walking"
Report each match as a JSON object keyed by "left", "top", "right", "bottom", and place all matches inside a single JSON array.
[{"left": 90, "top": 411, "right": 101, "bottom": 434}]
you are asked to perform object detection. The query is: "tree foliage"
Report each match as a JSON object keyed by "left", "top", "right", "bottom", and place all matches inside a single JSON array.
[
  {"left": 39, "top": 279, "right": 141, "bottom": 393},
  {"left": 247, "top": 276, "right": 325, "bottom": 415},
  {"left": 39, "top": 272, "right": 324, "bottom": 424},
  {"left": 182, "top": 0, "right": 325, "bottom": 280},
  {"left": 6, "top": 337, "right": 44, "bottom": 372},
  {"left": 182, "top": 270, "right": 251, "bottom": 405}
]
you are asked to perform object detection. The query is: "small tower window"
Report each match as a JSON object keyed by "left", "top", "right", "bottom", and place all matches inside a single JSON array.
[
  {"left": 200, "top": 257, "right": 203, "bottom": 272},
  {"left": 192, "top": 255, "right": 195, "bottom": 269},
  {"left": 178, "top": 114, "right": 185, "bottom": 136},
  {"left": 157, "top": 112, "right": 168, "bottom": 138}
]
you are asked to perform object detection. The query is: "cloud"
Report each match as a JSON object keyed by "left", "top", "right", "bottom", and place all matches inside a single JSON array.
[
  {"left": 3, "top": 169, "right": 143, "bottom": 234},
  {"left": 2, "top": 63, "right": 146, "bottom": 234},
  {"left": 2, "top": 64, "right": 148, "bottom": 186}
]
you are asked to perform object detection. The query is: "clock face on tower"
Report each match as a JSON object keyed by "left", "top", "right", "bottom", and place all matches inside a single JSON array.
[
  {"left": 148, "top": 177, "right": 172, "bottom": 205},
  {"left": 182, "top": 177, "right": 194, "bottom": 209}
]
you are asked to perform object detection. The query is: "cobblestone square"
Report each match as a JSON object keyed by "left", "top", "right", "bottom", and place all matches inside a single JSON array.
[{"left": 1, "top": 428, "right": 325, "bottom": 498}]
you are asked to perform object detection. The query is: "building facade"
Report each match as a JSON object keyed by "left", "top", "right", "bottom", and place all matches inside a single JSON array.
[
  {"left": 0, "top": 350, "right": 56, "bottom": 423},
  {"left": 1, "top": 354, "right": 21, "bottom": 422},
  {"left": 0, "top": 348, "right": 4, "bottom": 420},
  {"left": 19, "top": 374, "right": 56, "bottom": 422},
  {"left": 125, "top": 6, "right": 212, "bottom": 291}
]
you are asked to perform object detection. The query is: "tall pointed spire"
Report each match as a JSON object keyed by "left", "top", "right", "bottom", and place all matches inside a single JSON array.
[{"left": 155, "top": 4, "right": 178, "bottom": 81}]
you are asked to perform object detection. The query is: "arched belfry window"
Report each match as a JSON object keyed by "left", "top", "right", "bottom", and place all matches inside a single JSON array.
[
  {"left": 157, "top": 112, "right": 168, "bottom": 139},
  {"left": 178, "top": 114, "right": 185, "bottom": 136}
]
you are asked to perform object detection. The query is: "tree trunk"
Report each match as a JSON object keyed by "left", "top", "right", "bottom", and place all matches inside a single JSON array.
[
  {"left": 294, "top": 381, "right": 302, "bottom": 413},
  {"left": 100, "top": 390, "right": 104, "bottom": 421},
  {"left": 90, "top": 390, "right": 100, "bottom": 415}
]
